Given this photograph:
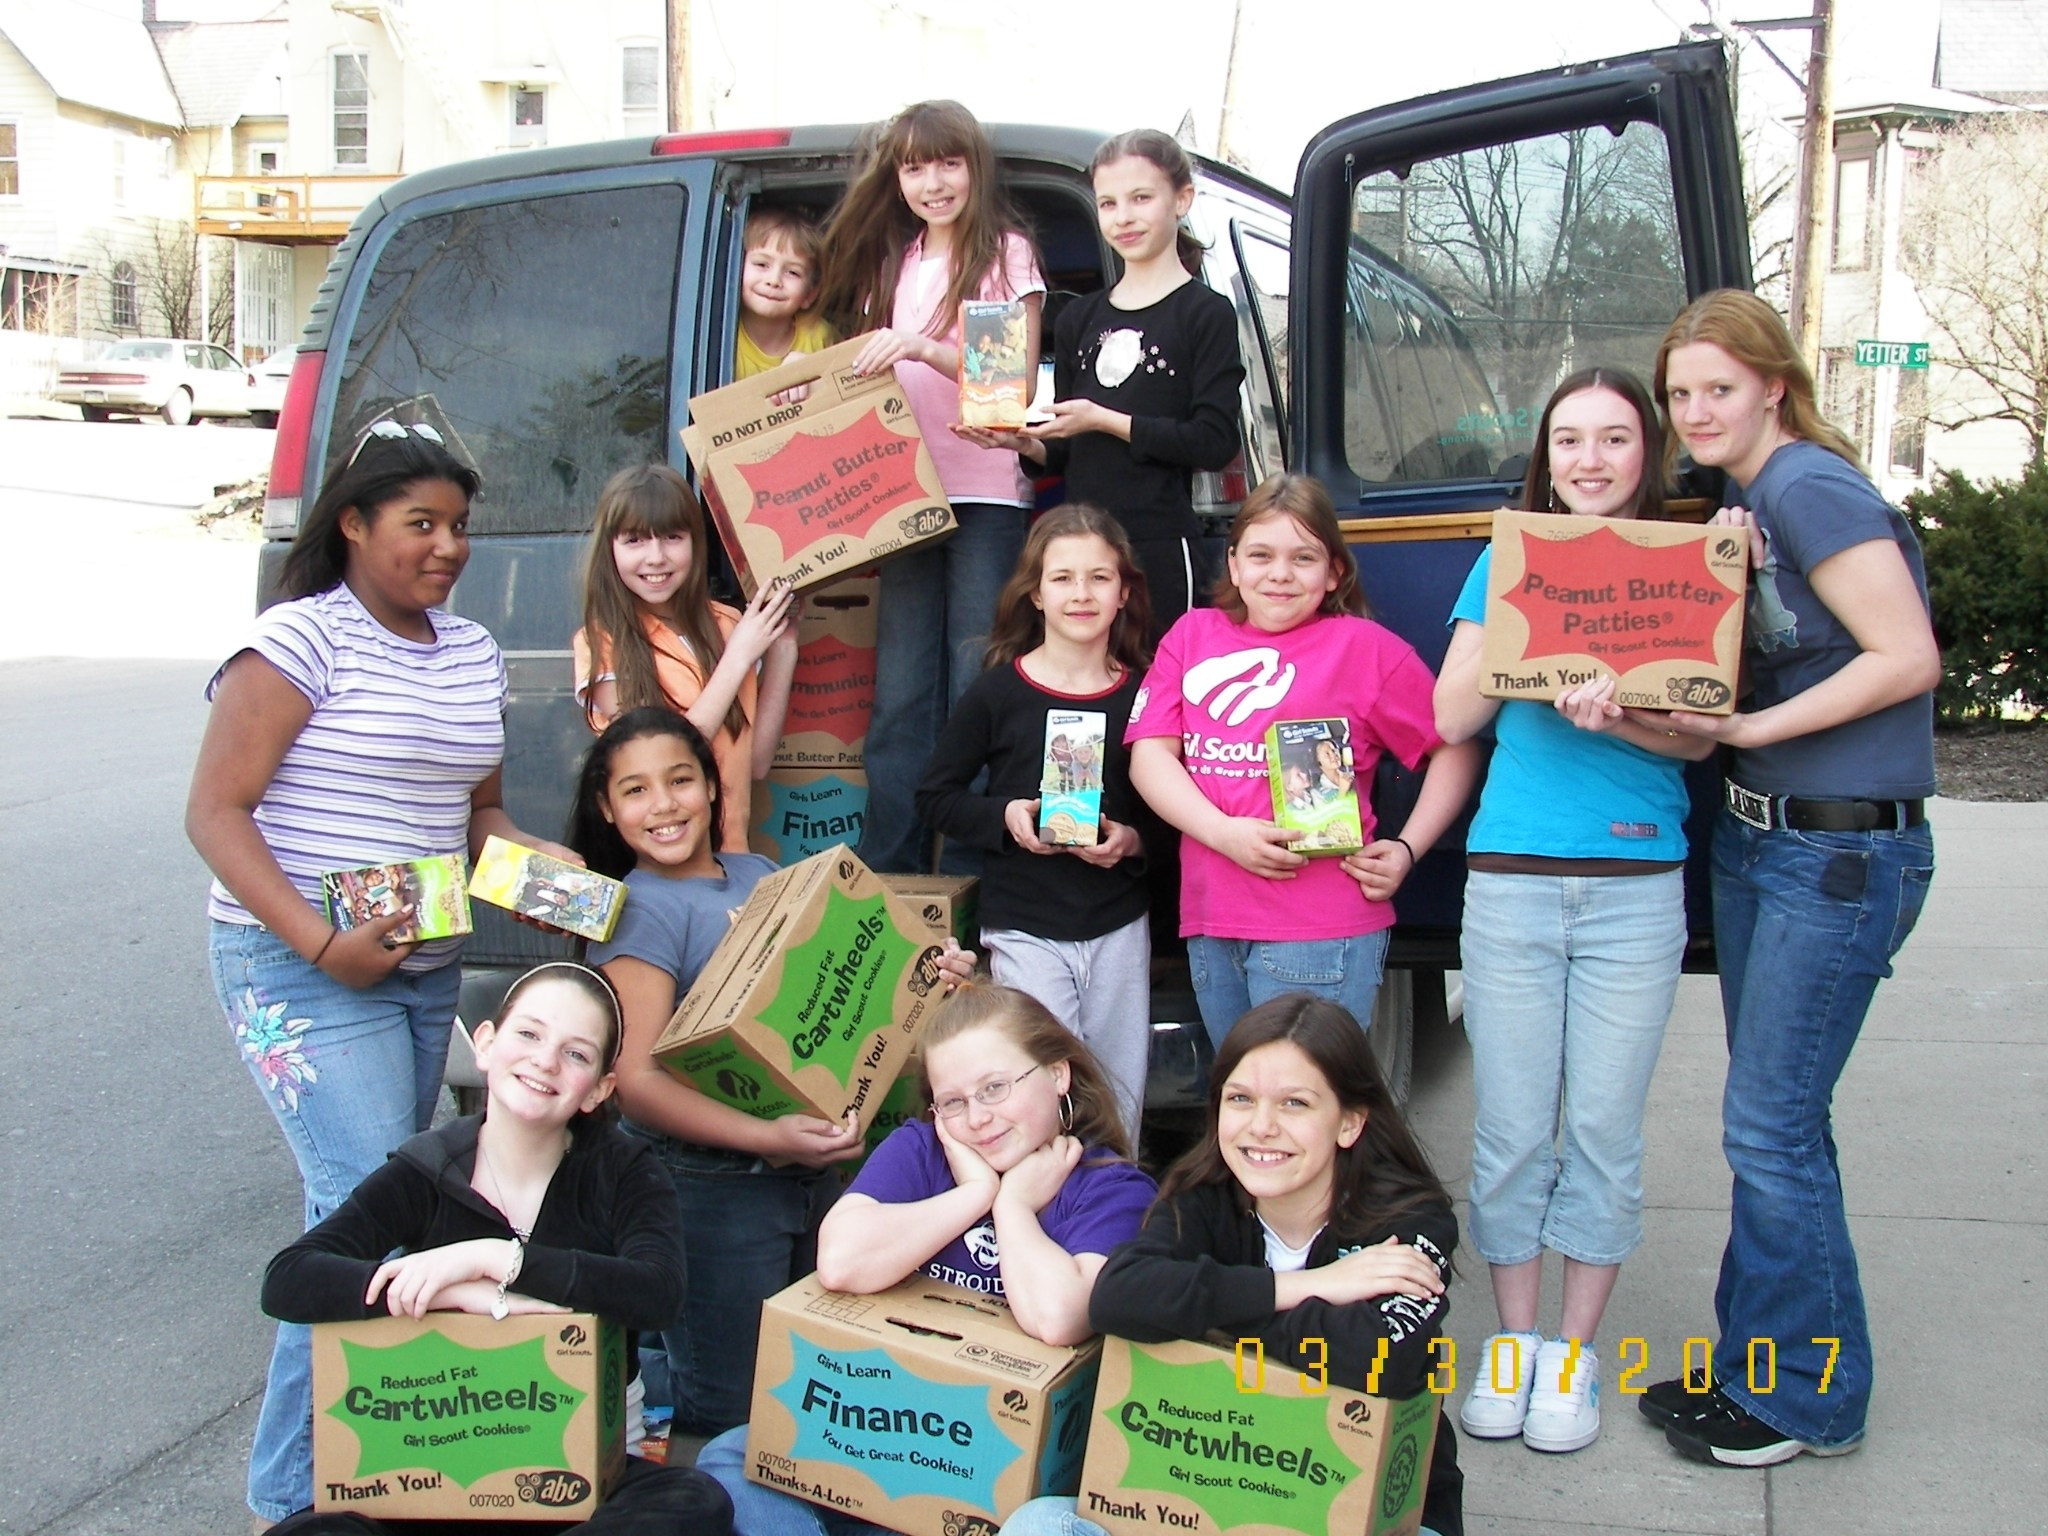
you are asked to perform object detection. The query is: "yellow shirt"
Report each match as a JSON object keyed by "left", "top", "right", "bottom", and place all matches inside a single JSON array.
[{"left": 734, "top": 313, "right": 836, "bottom": 379}]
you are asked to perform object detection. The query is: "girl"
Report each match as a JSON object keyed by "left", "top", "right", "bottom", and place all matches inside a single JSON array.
[
  {"left": 259, "top": 963, "right": 732, "bottom": 1536},
  {"left": 814, "top": 99, "right": 1046, "bottom": 873},
  {"left": 965, "top": 129, "right": 1246, "bottom": 639},
  {"left": 1433, "top": 369, "right": 1715, "bottom": 1454},
  {"left": 1125, "top": 473, "right": 1482, "bottom": 1045},
  {"left": 187, "top": 422, "right": 576, "bottom": 1528},
  {"left": 1639, "top": 292, "right": 1938, "bottom": 1467},
  {"left": 914, "top": 505, "right": 1155, "bottom": 1140},
  {"left": 570, "top": 707, "right": 866, "bottom": 1437},
  {"left": 693, "top": 983, "right": 1158, "bottom": 1536},
  {"left": 573, "top": 464, "right": 798, "bottom": 854},
  {"left": 999, "top": 996, "right": 1464, "bottom": 1536}
]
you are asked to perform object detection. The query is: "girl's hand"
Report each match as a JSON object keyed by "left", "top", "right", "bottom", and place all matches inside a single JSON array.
[
  {"left": 1710, "top": 504, "right": 1766, "bottom": 569},
  {"left": 429, "top": 1279, "right": 571, "bottom": 1317},
  {"left": 762, "top": 1111, "right": 865, "bottom": 1169},
  {"left": 1316, "top": 1236, "right": 1447, "bottom": 1304},
  {"left": 1555, "top": 676, "right": 1624, "bottom": 734},
  {"left": 851, "top": 328, "right": 932, "bottom": 376},
  {"left": 366, "top": 1239, "right": 519, "bottom": 1318},
  {"left": 1343, "top": 841, "right": 1414, "bottom": 903},
  {"left": 1004, "top": 799, "right": 1057, "bottom": 854},
  {"left": 1211, "top": 817, "right": 1307, "bottom": 879},
  {"left": 935, "top": 937, "right": 980, "bottom": 993},
  {"left": 995, "top": 1134, "right": 1081, "bottom": 1216},
  {"left": 1021, "top": 399, "right": 1122, "bottom": 442},
  {"left": 932, "top": 1108, "right": 1001, "bottom": 1196},
  {"left": 321, "top": 909, "right": 419, "bottom": 988},
  {"left": 727, "top": 579, "right": 798, "bottom": 667},
  {"left": 1069, "top": 817, "right": 1140, "bottom": 868},
  {"left": 949, "top": 422, "right": 1042, "bottom": 461}
]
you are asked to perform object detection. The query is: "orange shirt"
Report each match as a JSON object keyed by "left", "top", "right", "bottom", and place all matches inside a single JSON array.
[{"left": 573, "top": 604, "right": 757, "bottom": 853}]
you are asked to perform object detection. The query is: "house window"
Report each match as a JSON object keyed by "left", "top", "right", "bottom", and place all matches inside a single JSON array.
[
  {"left": 2, "top": 269, "right": 77, "bottom": 333},
  {"left": 510, "top": 87, "right": 547, "bottom": 147},
  {"left": 0, "top": 122, "right": 19, "bottom": 196},
  {"left": 1821, "top": 347, "right": 1872, "bottom": 458},
  {"left": 111, "top": 261, "right": 138, "bottom": 330},
  {"left": 1891, "top": 367, "right": 1927, "bottom": 476},
  {"left": 333, "top": 52, "right": 369, "bottom": 167},
  {"left": 621, "top": 44, "right": 660, "bottom": 135},
  {"left": 1833, "top": 155, "right": 1873, "bottom": 271}
]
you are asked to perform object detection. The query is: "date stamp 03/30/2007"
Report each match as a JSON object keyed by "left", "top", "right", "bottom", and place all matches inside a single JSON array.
[{"left": 1228, "top": 1336, "right": 1846, "bottom": 1397}]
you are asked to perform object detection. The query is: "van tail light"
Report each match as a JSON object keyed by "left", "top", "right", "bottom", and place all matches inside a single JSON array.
[
  {"left": 650, "top": 128, "right": 791, "bottom": 156},
  {"left": 264, "top": 348, "right": 325, "bottom": 539}
]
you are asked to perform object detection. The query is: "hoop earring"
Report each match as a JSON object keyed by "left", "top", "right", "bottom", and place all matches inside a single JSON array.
[{"left": 1059, "top": 1091, "right": 1074, "bottom": 1133}]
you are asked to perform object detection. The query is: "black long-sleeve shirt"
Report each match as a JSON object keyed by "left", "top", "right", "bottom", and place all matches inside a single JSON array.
[
  {"left": 1091, "top": 1180, "right": 1464, "bottom": 1536},
  {"left": 1042, "top": 280, "right": 1245, "bottom": 543},
  {"left": 914, "top": 659, "right": 1148, "bottom": 941},
  {"left": 262, "top": 1116, "right": 686, "bottom": 1333}
]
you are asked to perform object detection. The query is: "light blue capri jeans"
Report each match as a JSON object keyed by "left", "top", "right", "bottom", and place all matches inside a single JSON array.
[{"left": 1460, "top": 868, "right": 1685, "bottom": 1267}]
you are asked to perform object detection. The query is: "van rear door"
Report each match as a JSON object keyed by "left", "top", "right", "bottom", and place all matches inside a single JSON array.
[{"left": 1285, "top": 41, "right": 1749, "bottom": 950}]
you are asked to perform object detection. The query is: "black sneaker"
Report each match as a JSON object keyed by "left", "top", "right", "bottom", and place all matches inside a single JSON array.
[
  {"left": 1663, "top": 1388, "right": 1863, "bottom": 1468},
  {"left": 1637, "top": 1369, "right": 1714, "bottom": 1427}
]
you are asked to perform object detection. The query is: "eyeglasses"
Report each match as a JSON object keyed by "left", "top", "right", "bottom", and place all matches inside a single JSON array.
[
  {"left": 932, "top": 1064, "right": 1042, "bottom": 1120},
  {"left": 346, "top": 418, "right": 447, "bottom": 468}
]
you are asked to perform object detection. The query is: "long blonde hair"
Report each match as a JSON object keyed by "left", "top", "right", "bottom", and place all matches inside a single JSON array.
[
  {"left": 1653, "top": 290, "right": 1865, "bottom": 480},
  {"left": 580, "top": 465, "right": 745, "bottom": 737}
]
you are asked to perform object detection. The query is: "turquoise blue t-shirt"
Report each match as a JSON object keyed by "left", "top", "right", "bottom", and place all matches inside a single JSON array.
[{"left": 1451, "top": 547, "right": 1689, "bottom": 861}]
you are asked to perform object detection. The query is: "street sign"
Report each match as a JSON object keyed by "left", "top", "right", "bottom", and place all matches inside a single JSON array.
[{"left": 1854, "top": 339, "right": 1929, "bottom": 368}]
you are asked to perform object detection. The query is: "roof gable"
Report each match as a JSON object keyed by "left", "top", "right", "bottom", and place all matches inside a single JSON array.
[
  {"left": 0, "top": 0, "right": 182, "bottom": 128},
  {"left": 148, "top": 18, "right": 288, "bottom": 128}
]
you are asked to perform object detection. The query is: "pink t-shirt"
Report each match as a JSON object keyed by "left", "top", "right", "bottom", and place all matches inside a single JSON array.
[
  {"left": 1126, "top": 607, "right": 1442, "bottom": 941},
  {"left": 891, "top": 229, "right": 1044, "bottom": 506}
]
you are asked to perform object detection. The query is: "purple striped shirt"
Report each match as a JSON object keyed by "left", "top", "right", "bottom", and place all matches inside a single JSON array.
[{"left": 206, "top": 584, "right": 507, "bottom": 968}]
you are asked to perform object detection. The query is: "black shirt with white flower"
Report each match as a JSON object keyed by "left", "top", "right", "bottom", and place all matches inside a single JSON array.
[{"left": 1044, "top": 280, "right": 1245, "bottom": 542}]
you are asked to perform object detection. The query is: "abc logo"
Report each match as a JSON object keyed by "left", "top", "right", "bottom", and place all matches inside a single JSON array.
[
  {"left": 1665, "top": 676, "right": 1733, "bottom": 710},
  {"left": 716, "top": 1069, "right": 763, "bottom": 1103},
  {"left": 517, "top": 1471, "right": 593, "bottom": 1508},
  {"left": 1713, "top": 536, "right": 1742, "bottom": 560},
  {"left": 1002, "top": 1390, "right": 1028, "bottom": 1412},
  {"left": 558, "top": 1323, "right": 588, "bottom": 1347},
  {"left": 907, "top": 945, "right": 945, "bottom": 998},
  {"left": 1343, "top": 1400, "right": 1373, "bottom": 1426},
  {"left": 940, "top": 1514, "right": 997, "bottom": 1536}
]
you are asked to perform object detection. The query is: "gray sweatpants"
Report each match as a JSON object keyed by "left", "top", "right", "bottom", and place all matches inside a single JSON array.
[{"left": 982, "top": 914, "right": 1151, "bottom": 1148}]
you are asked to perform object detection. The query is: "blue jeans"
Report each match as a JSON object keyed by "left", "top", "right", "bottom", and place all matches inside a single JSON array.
[
  {"left": 209, "top": 920, "right": 461, "bottom": 1522},
  {"left": 626, "top": 1132, "right": 839, "bottom": 1436},
  {"left": 859, "top": 503, "right": 1029, "bottom": 874},
  {"left": 996, "top": 1498, "right": 1444, "bottom": 1536},
  {"left": 1460, "top": 869, "right": 1684, "bottom": 1266},
  {"left": 697, "top": 1426, "right": 895, "bottom": 1536},
  {"left": 1708, "top": 811, "right": 1934, "bottom": 1446},
  {"left": 1186, "top": 929, "right": 1391, "bottom": 1050}
]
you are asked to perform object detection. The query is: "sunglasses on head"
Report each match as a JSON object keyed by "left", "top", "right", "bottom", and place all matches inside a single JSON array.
[{"left": 345, "top": 419, "right": 448, "bottom": 469}]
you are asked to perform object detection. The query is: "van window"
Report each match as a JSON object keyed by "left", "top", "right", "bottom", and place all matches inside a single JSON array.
[
  {"left": 1229, "top": 222, "right": 1289, "bottom": 471},
  {"left": 1344, "top": 121, "right": 1687, "bottom": 485},
  {"left": 329, "top": 183, "right": 686, "bottom": 534}
]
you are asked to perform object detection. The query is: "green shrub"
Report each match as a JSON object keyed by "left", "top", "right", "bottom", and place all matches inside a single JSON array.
[{"left": 1906, "top": 461, "right": 2048, "bottom": 722}]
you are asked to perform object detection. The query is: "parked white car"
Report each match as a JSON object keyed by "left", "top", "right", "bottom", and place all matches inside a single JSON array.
[
  {"left": 246, "top": 345, "right": 295, "bottom": 429},
  {"left": 55, "top": 338, "right": 262, "bottom": 426}
]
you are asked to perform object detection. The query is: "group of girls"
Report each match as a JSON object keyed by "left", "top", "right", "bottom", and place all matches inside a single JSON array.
[{"left": 187, "top": 82, "right": 1934, "bottom": 1536}]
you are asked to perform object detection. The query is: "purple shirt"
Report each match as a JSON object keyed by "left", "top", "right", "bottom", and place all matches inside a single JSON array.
[{"left": 847, "top": 1121, "right": 1156, "bottom": 1297}]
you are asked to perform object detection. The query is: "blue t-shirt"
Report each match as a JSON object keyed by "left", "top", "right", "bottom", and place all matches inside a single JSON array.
[
  {"left": 1732, "top": 441, "right": 1936, "bottom": 798},
  {"left": 1452, "top": 547, "right": 1689, "bottom": 861},
  {"left": 847, "top": 1121, "right": 1156, "bottom": 1298},
  {"left": 589, "top": 853, "right": 778, "bottom": 1001}
]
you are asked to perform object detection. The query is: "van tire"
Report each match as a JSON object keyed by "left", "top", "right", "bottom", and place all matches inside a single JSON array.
[
  {"left": 80, "top": 405, "right": 111, "bottom": 423},
  {"left": 1370, "top": 968, "right": 1416, "bottom": 1107},
  {"left": 161, "top": 389, "right": 194, "bottom": 427}
]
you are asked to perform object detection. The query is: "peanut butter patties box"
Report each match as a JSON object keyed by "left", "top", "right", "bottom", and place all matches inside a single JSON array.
[
  {"left": 683, "top": 338, "right": 955, "bottom": 597},
  {"left": 1480, "top": 511, "right": 1747, "bottom": 713},
  {"left": 311, "top": 1313, "right": 624, "bottom": 1521},
  {"left": 745, "top": 1276, "right": 1102, "bottom": 1536},
  {"left": 652, "top": 846, "right": 947, "bottom": 1138},
  {"left": 1078, "top": 1337, "right": 1440, "bottom": 1536},
  {"left": 774, "top": 575, "right": 879, "bottom": 769}
]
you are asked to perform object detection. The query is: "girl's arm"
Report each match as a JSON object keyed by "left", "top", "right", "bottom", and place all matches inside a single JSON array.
[
  {"left": 1089, "top": 1195, "right": 1278, "bottom": 1342},
  {"left": 1556, "top": 677, "right": 1717, "bottom": 760},
  {"left": 1662, "top": 536, "right": 1941, "bottom": 750},
  {"left": 914, "top": 680, "right": 1036, "bottom": 854},
  {"left": 1044, "top": 293, "right": 1241, "bottom": 464},
  {"left": 1344, "top": 739, "right": 1483, "bottom": 903},
  {"left": 468, "top": 768, "right": 581, "bottom": 865},
  {"left": 990, "top": 1138, "right": 1099, "bottom": 1346},
  {"left": 601, "top": 955, "right": 863, "bottom": 1166},
  {"left": 815, "top": 1118, "right": 1001, "bottom": 1293},
  {"left": 1432, "top": 621, "right": 1502, "bottom": 745},
  {"left": 749, "top": 602, "right": 801, "bottom": 779},
  {"left": 263, "top": 1158, "right": 443, "bottom": 1322},
  {"left": 687, "top": 582, "right": 797, "bottom": 749},
  {"left": 186, "top": 652, "right": 414, "bottom": 986},
  {"left": 510, "top": 1140, "right": 690, "bottom": 1331},
  {"left": 1129, "top": 735, "right": 1306, "bottom": 878}
]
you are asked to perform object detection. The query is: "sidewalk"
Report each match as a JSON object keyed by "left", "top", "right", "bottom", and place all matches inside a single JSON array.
[{"left": 1406, "top": 796, "right": 2048, "bottom": 1534}]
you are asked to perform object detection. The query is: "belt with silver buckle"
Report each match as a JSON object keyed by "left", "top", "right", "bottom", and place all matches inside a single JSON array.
[{"left": 1725, "top": 781, "right": 1925, "bottom": 832}]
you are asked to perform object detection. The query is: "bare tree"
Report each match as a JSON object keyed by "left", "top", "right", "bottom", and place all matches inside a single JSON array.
[
  {"left": 1902, "top": 112, "right": 2048, "bottom": 461},
  {"left": 91, "top": 221, "right": 236, "bottom": 343}
]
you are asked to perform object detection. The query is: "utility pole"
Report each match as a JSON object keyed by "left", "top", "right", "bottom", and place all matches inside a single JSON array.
[
  {"left": 1215, "top": 0, "right": 1245, "bottom": 169},
  {"left": 1789, "top": 0, "right": 1836, "bottom": 370},
  {"left": 666, "top": 0, "right": 691, "bottom": 133}
]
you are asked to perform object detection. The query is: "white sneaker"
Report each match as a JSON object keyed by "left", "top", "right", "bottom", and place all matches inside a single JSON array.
[
  {"left": 1458, "top": 1331, "right": 1541, "bottom": 1438},
  {"left": 1522, "top": 1339, "right": 1601, "bottom": 1453}
]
